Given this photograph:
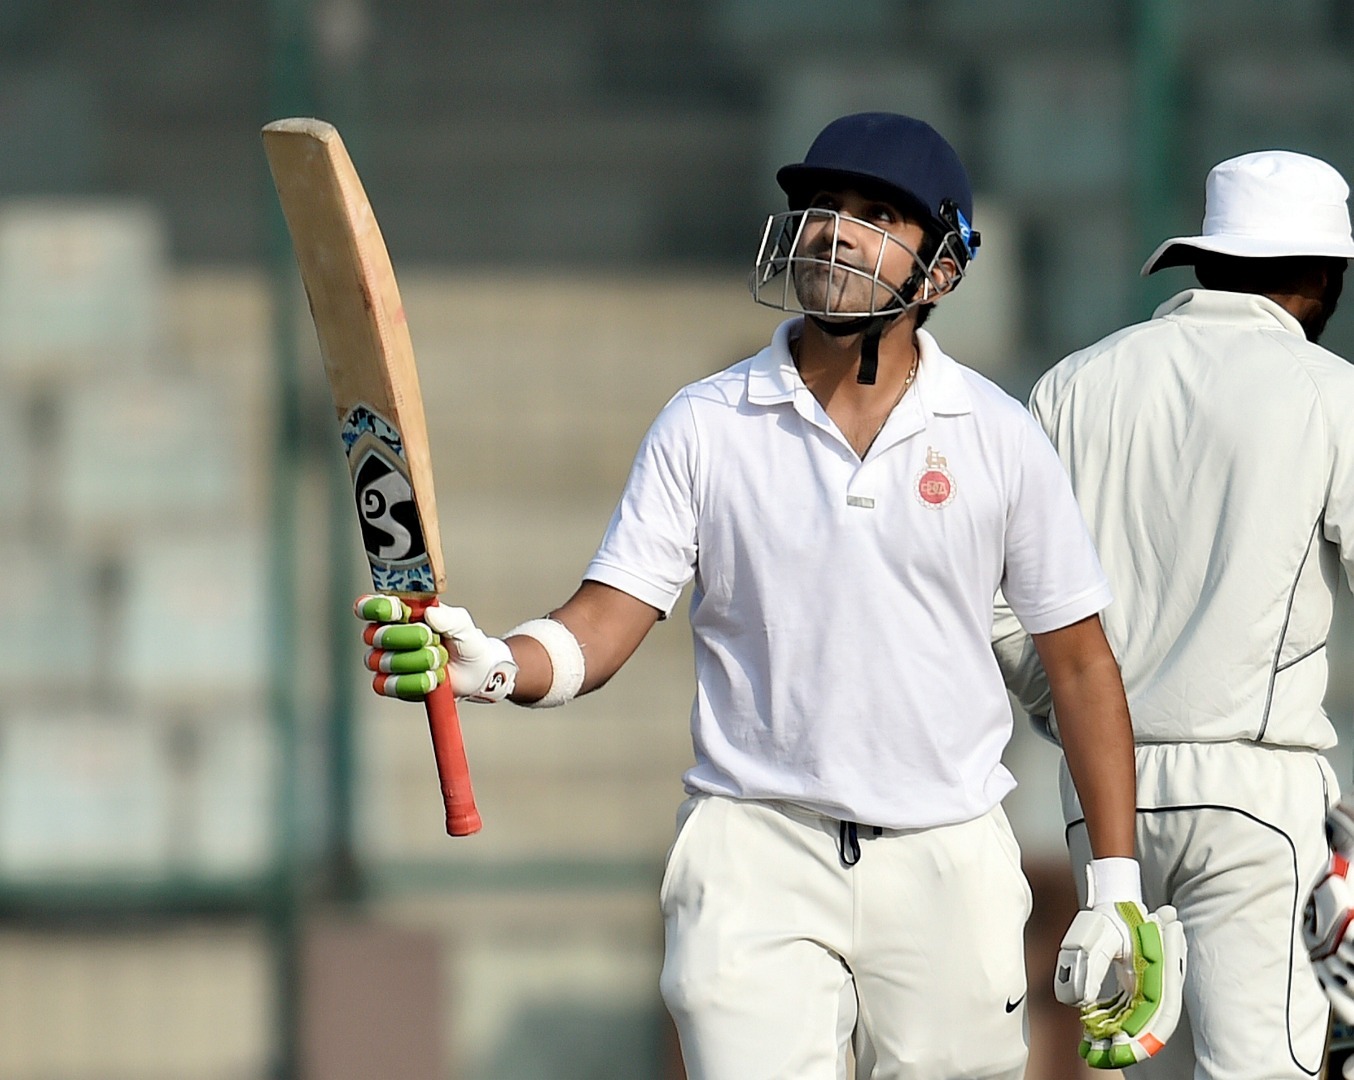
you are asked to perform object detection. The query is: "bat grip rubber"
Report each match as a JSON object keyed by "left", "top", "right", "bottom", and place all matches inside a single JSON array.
[{"left": 407, "top": 597, "right": 483, "bottom": 836}]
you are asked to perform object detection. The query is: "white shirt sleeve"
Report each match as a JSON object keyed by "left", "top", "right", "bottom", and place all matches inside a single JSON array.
[
  {"left": 583, "top": 390, "right": 700, "bottom": 617},
  {"left": 999, "top": 408, "right": 1113, "bottom": 634}
]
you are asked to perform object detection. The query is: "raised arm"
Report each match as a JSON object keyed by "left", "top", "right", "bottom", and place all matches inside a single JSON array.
[{"left": 354, "top": 579, "right": 660, "bottom": 709}]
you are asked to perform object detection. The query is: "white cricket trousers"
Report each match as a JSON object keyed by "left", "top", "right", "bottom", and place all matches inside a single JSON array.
[
  {"left": 658, "top": 794, "right": 1032, "bottom": 1080},
  {"left": 1062, "top": 741, "right": 1336, "bottom": 1080}
]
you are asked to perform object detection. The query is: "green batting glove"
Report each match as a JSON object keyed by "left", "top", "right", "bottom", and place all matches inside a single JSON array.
[
  {"left": 1062, "top": 902, "right": 1187, "bottom": 1069},
  {"left": 355, "top": 593, "right": 449, "bottom": 701}
]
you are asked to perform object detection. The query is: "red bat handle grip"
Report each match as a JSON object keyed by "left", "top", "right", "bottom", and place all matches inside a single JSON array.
[{"left": 407, "top": 597, "right": 483, "bottom": 836}]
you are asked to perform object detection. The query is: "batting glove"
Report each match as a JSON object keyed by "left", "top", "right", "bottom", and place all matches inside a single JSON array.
[
  {"left": 1304, "top": 797, "right": 1354, "bottom": 1024},
  {"left": 354, "top": 594, "right": 517, "bottom": 703},
  {"left": 1056, "top": 860, "right": 1186, "bottom": 1069}
]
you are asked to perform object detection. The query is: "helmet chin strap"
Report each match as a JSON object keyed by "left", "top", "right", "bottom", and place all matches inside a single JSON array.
[{"left": 807, "top": 314, "right": 892, "bottom": 384}]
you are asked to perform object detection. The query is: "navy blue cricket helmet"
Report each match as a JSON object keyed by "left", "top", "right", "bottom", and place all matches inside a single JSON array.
[{"left": 775, "top": 112, "right": 980, "bottom": 264}]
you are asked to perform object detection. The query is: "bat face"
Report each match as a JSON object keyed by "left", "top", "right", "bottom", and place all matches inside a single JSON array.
[
  {"left": 342, "top": 404, "right": 437, "bottom": 592},
  {"left": 262, "top": 117, "right": 445, "bottom": 597}
]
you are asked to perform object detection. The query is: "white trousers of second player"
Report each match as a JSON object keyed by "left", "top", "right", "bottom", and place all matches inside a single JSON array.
[
  {"left": 658, "top": 794, "right": 1032, "bottom": 1080},
  {"left": 1062, "top": 741, "right": 1336, "bottom": 1080}
]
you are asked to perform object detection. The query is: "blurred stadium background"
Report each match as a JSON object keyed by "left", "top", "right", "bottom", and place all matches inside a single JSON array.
[{"left": 2, "top": 1, "right": 1354, "bottom": 1078}]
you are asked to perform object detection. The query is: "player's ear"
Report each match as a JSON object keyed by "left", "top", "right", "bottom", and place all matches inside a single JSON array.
[{"left": 923, "top": 257, "right": 960, "bottom": 302}]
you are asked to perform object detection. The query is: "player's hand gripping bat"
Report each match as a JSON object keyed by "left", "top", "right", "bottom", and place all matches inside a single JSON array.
[{"left": 261, "top": 117, "right": 482, "bottom": 836}]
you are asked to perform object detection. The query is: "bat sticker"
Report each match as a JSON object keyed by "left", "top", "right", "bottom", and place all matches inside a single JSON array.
[
  {"left": 353, "top": 451, "right": 425, "bottom": 560},
  {"left": 341, "top": 404, "right": 436, "bottom": 593}
]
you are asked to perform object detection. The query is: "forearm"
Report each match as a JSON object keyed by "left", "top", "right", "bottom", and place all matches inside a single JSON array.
[
  {"left": 1033, "top": 616, "right": 1137, "bottom": 861},
  {"left": 1051, "top": 653, "right": 1137, "bottom": 859},
  {"left": 506, "top": 580, "right": 659, "bottom": 704},
  {"left": 504, "top": 634, "right": 553, "bottom": 703}
]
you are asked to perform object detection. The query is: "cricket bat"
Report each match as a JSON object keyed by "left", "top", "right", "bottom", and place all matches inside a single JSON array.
[{"left": 261, "top": 117, "right": 482, "bottom": 836}]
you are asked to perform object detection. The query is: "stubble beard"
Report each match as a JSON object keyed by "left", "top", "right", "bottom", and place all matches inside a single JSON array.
[{"left": 792, "top": 259, "right": 875, "bottom": 317}]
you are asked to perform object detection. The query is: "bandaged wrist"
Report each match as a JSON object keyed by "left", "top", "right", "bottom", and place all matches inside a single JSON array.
[
  {"left": 1087, "top": 857, "right": 1143, "bottom": 906},
  {"left": 505, "top": 617, "right": 585, "bottom": 708}
]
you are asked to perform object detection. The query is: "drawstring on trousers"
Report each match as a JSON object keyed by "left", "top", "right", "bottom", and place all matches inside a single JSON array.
[{"left": 838, "top": 820, "right": 883, "bottom": 867}]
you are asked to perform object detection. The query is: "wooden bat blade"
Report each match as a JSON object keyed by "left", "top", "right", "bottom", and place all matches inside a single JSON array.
[
  {"left": 262, "top": 117, "right": 445, "bottom": 596},
  {"left": 262, "top": 117, "right": 480, "bottom": 836}
]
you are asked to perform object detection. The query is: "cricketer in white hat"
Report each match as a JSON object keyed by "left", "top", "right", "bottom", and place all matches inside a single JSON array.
[{"left": 994, "top": 144, "right": 1354, "bottom": 1080}]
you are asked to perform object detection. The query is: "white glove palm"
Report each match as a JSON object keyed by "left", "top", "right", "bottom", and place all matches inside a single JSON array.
[
  {"left": 1056, "top": 870, "right": 1187, "bottom": 1071},
  {"left": 1305, "top": 797, "right": 1354, "bottom": 1023},
  {"left": 355, "top": 595, "right": 518, "bottom": 703}
]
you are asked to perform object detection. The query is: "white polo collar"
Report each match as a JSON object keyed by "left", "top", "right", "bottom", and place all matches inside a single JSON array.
[
  {"left": 747, "top": 317, "right": 973, "bottom": 417},
  {"left": 1153, "top": 288, "right": 1308, "bottom": 339}
]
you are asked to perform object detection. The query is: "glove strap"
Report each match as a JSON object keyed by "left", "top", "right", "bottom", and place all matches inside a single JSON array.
[
  {"left": 1087, "top": 857, "right": 1144, "bottom": 906},
  {"left": 506, "top": 617, "right": 585, "bottom": 708}
]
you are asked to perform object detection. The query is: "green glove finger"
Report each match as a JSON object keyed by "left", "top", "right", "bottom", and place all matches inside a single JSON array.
[
  {"left": 374, "top": 669, "right": 443, "bottom": 700},
  {"left": 369, "top": 644, "right": 448, "bottom": 675},
  {"left": 1080, "top": 1031, "right": 1134, "bottom": 1070},
  {"left": 1107, "top": 1043, "right": 1139, "bottom": 1070},
  {"left": 355, "top": 594, "right": 411, "bottom": 623},
  {"left": 1085, "top": 1044, "right": 1113, "bottom": 1069},
  {"left": 367, "top": 623, "right": 438, "bottom": 650},
  {"left": 1082, "top": 1035, "right": 1129, "bottom": 1070}
]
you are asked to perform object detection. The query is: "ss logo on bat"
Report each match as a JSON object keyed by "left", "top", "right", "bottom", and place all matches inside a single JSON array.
[{"left": 353, "top": 451, "right": 428, "bottom": 566}]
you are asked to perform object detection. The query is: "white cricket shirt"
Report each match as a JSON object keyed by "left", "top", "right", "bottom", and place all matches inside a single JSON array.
[
  {"left": 586, "top": 317, "right": 1112, "bottom": 828},
  {"left": 1027, "top": 289, "right": 1354, "bottom": 748}
]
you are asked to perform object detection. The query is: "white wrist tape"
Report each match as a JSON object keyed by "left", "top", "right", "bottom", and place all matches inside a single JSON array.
[
  {"left": 505, "top": 617, "right": 585, "bottom": 708},
  {"left": 1086, "top": 856, "right": 1143, "bottom": 906}
]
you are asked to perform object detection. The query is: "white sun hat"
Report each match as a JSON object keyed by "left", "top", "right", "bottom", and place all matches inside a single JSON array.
[{"left": 1142, "top": 149, "right": 1354, "bottom": 275}]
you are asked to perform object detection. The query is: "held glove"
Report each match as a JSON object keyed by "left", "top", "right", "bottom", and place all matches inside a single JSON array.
[
  {"left": 354, "top": 594, "right": 517, "bottom": 703},
  {"left": 1304, "top": 796, "right": 1354, "bottom": 1023},
  {"left": 1055, "top": 860, "right": 1186, "bottom": 1069}
]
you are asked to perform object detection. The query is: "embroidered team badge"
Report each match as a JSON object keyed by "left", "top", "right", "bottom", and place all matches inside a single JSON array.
[{"left": 915, "top": 446, "right": 956, "bottom": 509}]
